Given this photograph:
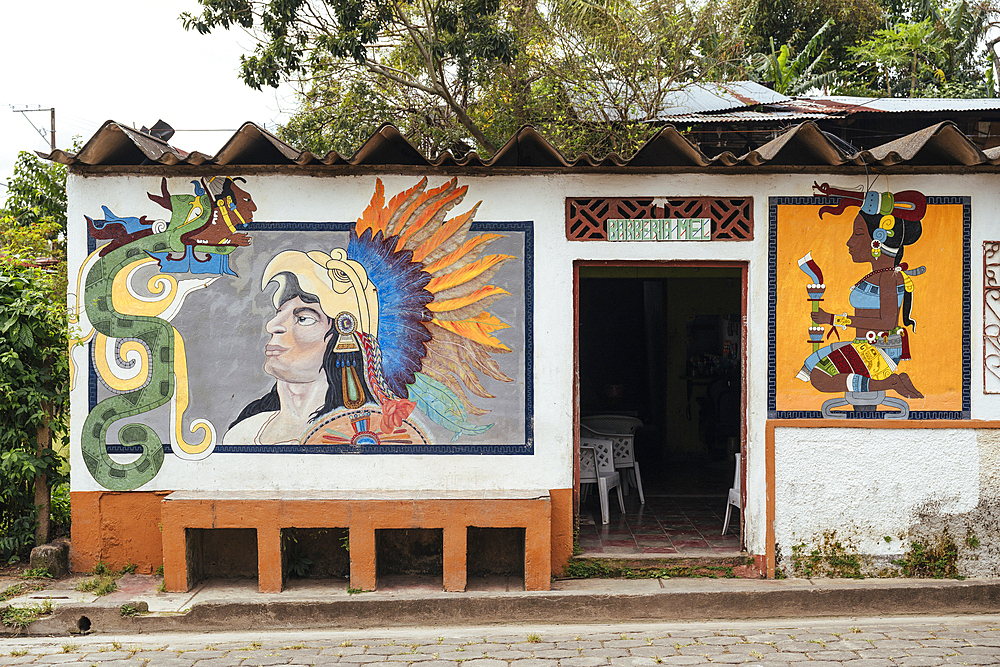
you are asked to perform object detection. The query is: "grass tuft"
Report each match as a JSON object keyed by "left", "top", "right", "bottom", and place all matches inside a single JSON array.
[{"left": 1, "top": 599, "right": 54, "bottom": 631}]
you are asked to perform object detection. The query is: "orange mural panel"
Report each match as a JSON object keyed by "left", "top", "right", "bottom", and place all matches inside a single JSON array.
[{"left": 769, "top": 189, "right": 968, "bottom": 418}]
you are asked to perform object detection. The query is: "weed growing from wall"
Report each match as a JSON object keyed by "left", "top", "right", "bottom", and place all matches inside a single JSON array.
[
  {"left": 790, "top": 531, "right": 863, "bottom": 578},
  {"left": 894, "top": 532, "right": 962, "bottom": 578}
]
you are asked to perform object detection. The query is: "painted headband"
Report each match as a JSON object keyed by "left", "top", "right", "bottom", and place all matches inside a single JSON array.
[
  {"left": 812, "top": 182, "right": 927, "bottom": 222},
  {"left": 261, "top": 249, "right": 380, "bottom": 339}
]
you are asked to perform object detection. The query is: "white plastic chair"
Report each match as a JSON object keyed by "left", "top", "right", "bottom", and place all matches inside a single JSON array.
[
  {"left": 580, "top": 437, "right": 626, "bottom": 525},
  {"left": 581, "top": 416, "right": 645, "bottom": 504},
  {"left": 722, "top": 452, "right": 742, "bottom": 535}
]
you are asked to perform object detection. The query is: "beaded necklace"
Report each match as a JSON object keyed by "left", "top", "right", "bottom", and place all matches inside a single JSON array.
[{"left": 855, "top": 266, "right": 895, "bottom": 287}]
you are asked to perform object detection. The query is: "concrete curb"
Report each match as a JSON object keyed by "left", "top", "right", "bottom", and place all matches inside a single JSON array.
[{"left": 21, "top": 578, "right": 1000, "bottom": 636}]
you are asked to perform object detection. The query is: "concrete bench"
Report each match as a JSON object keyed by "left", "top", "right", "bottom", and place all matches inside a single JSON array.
[{"left": 161, "top": 490, "right": 552, "bottom": 593}]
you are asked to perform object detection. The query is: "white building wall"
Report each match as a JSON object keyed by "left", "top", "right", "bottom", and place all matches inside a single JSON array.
[{"left": 67, "top": 170, "right": 1000, "bottom": 561}]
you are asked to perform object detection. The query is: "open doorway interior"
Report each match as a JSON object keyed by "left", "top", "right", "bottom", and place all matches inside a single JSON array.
[{"left": 578, "top": 266, "right": 743, "bottom": 501}]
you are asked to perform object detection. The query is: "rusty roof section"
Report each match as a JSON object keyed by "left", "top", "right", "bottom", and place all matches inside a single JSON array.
[{"left": 42, "top": 119, "right": 1000, "bottom": 171}]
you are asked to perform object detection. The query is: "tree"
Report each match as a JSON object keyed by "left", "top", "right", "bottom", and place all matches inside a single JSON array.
[
  {"left": 2, "top": 151, "right": 67, "bottom": 233},
  {"left": 750, "top": 19, "right": 837, "bottom": 94},
  {"left": 0, "top": 255, "right": 69, "bottom": 559},
  {"left": 0, "top": 150, "right": 70, "bottom": 560},
  {"left": 523, "top": 0, "right": 746, "bottom": 157},
  {"left": 185, "top": 0, "right": 746, "bottom": 159},
  {"left": 846, "top": 19, "right": 947, "bottom": 95},
  {"left": 736, "top": 0, "right": 885, "bottom": 70},
  {"left": 841, "top": 0, "right": 1000, "bottom": 97},
  {"left": 183, "top": 0, "right": 519, "bottom": 155}
]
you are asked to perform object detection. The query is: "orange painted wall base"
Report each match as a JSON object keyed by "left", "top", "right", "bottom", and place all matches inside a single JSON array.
[
  {"left": 70, "top": 491, "right": 170, "bottom": 574},
  {"left": 549, "top": 488, "right": 573, "bottom": 576}
]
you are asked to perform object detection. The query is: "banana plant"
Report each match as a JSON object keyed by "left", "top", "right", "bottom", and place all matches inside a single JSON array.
[{"left": 750, "top": 19, "right": 837, "bottom": 95}]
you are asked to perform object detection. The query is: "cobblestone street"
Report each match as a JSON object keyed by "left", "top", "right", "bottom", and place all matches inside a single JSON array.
[{"left": 5, "top": 616, "right": 1000, "bottom": 667}]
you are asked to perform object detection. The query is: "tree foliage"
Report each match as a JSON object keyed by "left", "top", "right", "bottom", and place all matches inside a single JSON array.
[
  {"left": 186, "top": 0, "right": 1000, "bottom": 159},
  {"left": 738, "top": 0, "right": 886, "bottom": 70},
  {"left": 525, "top": 0, "right": 745, "bottom": 157},
  {"left": 185, "top": 0, "right": 745, "bottom": 158},
  {"left": 0, "top": 261, "right": 69, "bottom": 561},
  {"left": 0, "top": 149, "right": 70, "bottom": 561},
  {"left": 841, "top": 0, "right": 997, "bottom": 97},
  {"left": 750, "top": 19, "right": 837, "bottom": 94},
  {"left": 2, "top": 151, "right": 67, "bottom": 233},
  {"left": 183, "top": 0, "right": 519, "bottom": 154}
]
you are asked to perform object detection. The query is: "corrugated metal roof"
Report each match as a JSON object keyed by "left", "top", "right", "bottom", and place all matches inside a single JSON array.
[
  {"left": 43, "top": 119, "right": 1000, "bottom": 170},
  {"left": 664, "top": 94, "right": 1000, "bottom": 117},
  {"left": 801, "top": 96, "right": 1000, "bottom": 113},
  {"left": 656, "top": 81, "right": 792, "bottom": 116},
  {"left": 655, "top": 111, "right": 832, "bottom": 122}
]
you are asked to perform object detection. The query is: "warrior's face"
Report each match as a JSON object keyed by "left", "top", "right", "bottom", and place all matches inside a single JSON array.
[{"left": 263, "top": 296, "right": 331, "bottom": 383}]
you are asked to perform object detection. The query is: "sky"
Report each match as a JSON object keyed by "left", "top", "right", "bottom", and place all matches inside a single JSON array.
[{"left": 0, "top": 0, "right": 293, "bottom": 206}]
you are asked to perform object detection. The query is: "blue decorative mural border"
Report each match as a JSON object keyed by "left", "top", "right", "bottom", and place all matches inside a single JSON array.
[
  {"left": 91, "top": 220, "right": 535, "bottom": 455},
  {"left": 767, "top": 196, "right": 971, "bottom": 420}
]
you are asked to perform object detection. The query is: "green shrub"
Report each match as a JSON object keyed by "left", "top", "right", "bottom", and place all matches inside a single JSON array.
[{"left": 76, "top": 575, "right": 118, "bottom": 596}]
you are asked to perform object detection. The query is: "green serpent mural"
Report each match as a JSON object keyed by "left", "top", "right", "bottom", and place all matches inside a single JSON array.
[{"left": 73, "top": 177, "right": 255, "bottom": 490}]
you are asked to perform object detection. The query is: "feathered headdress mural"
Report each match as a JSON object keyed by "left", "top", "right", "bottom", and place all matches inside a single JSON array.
[{"left": 348, "top": 178, "right": 515, "bottom": 440}]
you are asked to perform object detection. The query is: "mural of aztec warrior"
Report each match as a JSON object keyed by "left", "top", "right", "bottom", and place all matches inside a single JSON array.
[
  {"left": 795, "top": 182, "right": 927, "bottom": 400},
  {"left": 74, "top": 176, "right": 513, "bottom": 490},
  {"left": 224, "top": 178, "right": 514, "bottom": 447}
]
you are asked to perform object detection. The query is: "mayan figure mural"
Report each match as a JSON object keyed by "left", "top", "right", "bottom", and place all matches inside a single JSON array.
[
  {"left": 770, "top": 182, "right": 969, "bottom": 419},
  {"left": 73, "top": 177, "right": 530, "bottom": 491}
]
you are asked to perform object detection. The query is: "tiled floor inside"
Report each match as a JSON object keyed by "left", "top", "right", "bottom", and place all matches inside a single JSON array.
[{"left": 578, "top": 491, "right": 741, "bottom": 557}]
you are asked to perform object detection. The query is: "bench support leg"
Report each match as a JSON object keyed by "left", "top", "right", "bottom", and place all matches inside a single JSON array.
[
  {"left": 525, "top": 515, "right": 552, "bottom": 591},
  {"left": 350, "top": 522, "right": 377, "bottom": 592},
  {"left": 443, "top": 524, "right": 467, "bottom": 592},
  {"left": 258, "top": 526, "right": 283, "bottom": 593},
  {"left": 160, "top": 505, "right": 189, "bottom": 592}
]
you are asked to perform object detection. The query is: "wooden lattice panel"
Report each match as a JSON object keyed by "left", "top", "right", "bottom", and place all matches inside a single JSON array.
[{"left": 566, "top": 197, "right": 753, "bottom": 241}]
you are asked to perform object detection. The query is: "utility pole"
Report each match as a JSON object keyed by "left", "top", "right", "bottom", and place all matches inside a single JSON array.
[{"left": 11, "top": 106, "right": 56, "bottom": 152}]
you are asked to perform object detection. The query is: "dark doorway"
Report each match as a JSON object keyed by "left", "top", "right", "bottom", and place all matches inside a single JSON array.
[{"left": 577, "top": 265, "right": 744, "bottom": 503}]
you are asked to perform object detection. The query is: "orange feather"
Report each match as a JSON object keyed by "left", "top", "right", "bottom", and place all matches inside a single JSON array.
[
  {"left": 355, "top": 178, "right": 386, "bottom": 237},
  {"left": 385, "top": 177, "right": 428, "bottom": 236},
  {"left": 396, "top": 180, "right": 467, "bottom": 250},
  {"left": 427, "top": 285, "right": 510, "bottom": 312},
  {"left": 430, "top": 313, "right": 511, "bottom": 351},
  {"left": 424, "top": 234, "right": 505, "bottom": 274},
  {"left": 426, "top": 254, "right": 513, "bottom": 294},
  {"left": 412, "top": 203, "right": 481, "bottom": 263}
]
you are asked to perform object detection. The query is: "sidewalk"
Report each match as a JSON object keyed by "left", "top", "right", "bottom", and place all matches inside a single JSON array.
[{"left": 5, "top": 572, "right": 1000, "bottom": 636}]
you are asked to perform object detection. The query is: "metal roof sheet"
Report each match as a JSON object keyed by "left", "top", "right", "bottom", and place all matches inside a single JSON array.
[
  {"left": 656, "top": 81, "right": 791, "bottom": 115},
  {"left": 654, "top": 111, "right": 832, "bottom": 122},
  {"left": 42, "top": 118, "right": 998, "bottom": 171},
  {"left": 803, "top": 96, "right": 1000, "bottom": 113}
]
